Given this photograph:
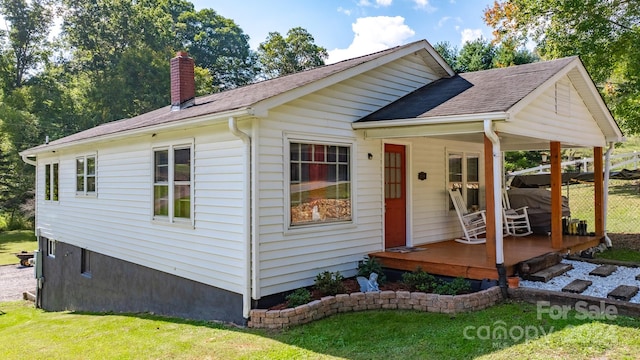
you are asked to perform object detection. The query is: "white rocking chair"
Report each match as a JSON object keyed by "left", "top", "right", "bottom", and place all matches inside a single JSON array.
[
  {"left": 502, "top": 190, "right": 533, "bottom": 237},
  {"left": 448, "top": 189, "right": 487, "bottom": 244}
]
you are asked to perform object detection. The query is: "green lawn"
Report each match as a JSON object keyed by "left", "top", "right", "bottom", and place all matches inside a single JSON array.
[
  {"left": 565, "top": 181, "right": 640, "bottom": 234},
  {"left": 1, "top": 300, "right": 640, "bottom": 359},
  {"left": 0, "top": 230, "right": 37, "bottom": 265}
]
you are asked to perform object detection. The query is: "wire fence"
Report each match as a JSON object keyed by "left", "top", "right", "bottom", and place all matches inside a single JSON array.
[{"left": 564, "top": 179, "right": 640, "bottom": 235}]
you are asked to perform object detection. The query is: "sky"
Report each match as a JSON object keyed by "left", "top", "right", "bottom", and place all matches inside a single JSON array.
[{"left": 193, "top": 0, "right": 496, "bottom": 64}]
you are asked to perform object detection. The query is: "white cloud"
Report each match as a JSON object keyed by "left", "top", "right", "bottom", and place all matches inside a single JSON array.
[
  {"left": 358, "top": 0, "right": 393, "bottom": 7},
  {"left": 337, "top": 7, "right": 352, "bottom": 16},
  {"left": 327, "top": 16, "right": 415, "bottom": 64},
  {"left": 412, "top": 0, "right": 436, "bottom": 12},
  {"left": 460, "top": 28, "right": 484, "bottom": 45},
  {"left": 437, "top": 16, "right": 462, "bottom": 28}
]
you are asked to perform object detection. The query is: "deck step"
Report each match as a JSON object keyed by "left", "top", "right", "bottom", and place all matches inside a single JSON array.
[
  {"left": 589, "top": 264, "right": 617, "bottom": 277},
  {"left": 518, "top": 252, "right": 563, "bottom": 277},
  {"left": 607, "top": 285, "right": 639, "bottom": 301},
  {"left": 524, "top": 263, "right": 573, "bottom": 282},
  {"left": 562, "top": 279, "right": 592, "bottom": 294}
]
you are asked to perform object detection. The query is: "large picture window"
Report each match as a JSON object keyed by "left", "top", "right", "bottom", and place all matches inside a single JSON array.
[
  {"left": 45, "top": 162, "right": 59, "bottom": 201},
  {"left": 289, "top": 142, "right": 351, "bottom": 226},
  {"left": 76, "top": 155, "right": 96, "bottom": 195},
  {"left": 448, "top": 151, "right": 480, "bottom": 210},
  {"left": 153, "top": 145, "right": 191, "bottom": 222}
]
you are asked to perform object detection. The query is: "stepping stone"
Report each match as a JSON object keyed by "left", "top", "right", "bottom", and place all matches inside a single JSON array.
[
  {"left": 524, "top": 263, "right": 573, "bottom": 282},
  {"left": 589, "top": 264, "right": 617, "bottom": 277},
  {"left": 607, "top": 285, "right": 639, "bottom": 301},
  {"left": 562, "top": 279, "right": 593, "bottom": 294},
  {"left": 636, "top": 274, "right": 640, "bottom": 281}
]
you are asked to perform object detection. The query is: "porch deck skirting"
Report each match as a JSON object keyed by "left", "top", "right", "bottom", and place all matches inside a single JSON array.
[{"left": 248, "top": 286, "right": 503, "bottom": 329}]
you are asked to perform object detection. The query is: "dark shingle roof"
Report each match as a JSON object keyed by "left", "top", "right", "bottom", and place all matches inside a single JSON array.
[
  {"left": 26, "top": 41, "right": 428, "bottom": 153},
  {"left": 358, "top": 56, "right": 578, "bottom": 122}
]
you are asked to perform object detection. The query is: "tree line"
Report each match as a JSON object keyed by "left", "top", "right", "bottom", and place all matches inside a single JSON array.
[{"left": 0, "top": 0, "right": 637, "bottom": 228}]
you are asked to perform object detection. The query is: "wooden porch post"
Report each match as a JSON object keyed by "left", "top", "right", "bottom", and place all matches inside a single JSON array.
[
  {"left": 550, "top": 141, "right": 563, "bottom": 249},
  {"left": 484, "top": 135, "right": 496, "bottom": 264},
  {"left": 594, "top": 147, "right": 605, "bottom": 237}
]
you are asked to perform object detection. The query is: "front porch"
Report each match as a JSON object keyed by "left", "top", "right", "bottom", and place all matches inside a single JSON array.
[{"left": 370, "top": 234, "right": 602, "bottom": 280}]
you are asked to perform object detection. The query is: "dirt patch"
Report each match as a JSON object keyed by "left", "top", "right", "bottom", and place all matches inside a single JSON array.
[{"left": 609, "top": 233, "right": 640, "bottom": 251}]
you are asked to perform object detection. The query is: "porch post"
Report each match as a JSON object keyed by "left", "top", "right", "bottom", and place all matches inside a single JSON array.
[
  {"left": 484, "top": 135, "right": 496, "bottom": 264},
  {"left": 594, "top": 146, "right": 604, "bottom": 237},
  {"left": 550, "top": 141, "right": 563, "bottom": 249}
]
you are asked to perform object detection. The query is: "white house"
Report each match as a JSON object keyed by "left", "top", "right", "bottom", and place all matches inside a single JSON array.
[{"left": 20, "top": 40, "right": 623, "bottom": 324}]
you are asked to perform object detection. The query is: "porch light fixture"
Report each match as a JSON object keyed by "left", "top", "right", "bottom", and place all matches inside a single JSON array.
[
  {"left": 418, "top": 171, "right": 427, "bottom": 181},
  {"left": 368, "top": 153, "right": 373, "bottom": 160},
  {"left": 541, "top": 152, "right": 549, "bottom": 163}
]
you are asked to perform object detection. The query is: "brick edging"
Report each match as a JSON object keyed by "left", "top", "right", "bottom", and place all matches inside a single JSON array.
[{"left": 248, "top": 286, "right": 503, "bottom": 329}]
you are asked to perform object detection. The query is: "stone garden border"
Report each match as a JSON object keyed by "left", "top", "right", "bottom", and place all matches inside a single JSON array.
[{"left": 248, "top": 286, "right": 503, "bottom": 329}]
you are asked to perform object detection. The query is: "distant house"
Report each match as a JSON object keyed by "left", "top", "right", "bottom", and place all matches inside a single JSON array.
[{"left": 20, "top": 40, "right": 623, "bottom": 325}]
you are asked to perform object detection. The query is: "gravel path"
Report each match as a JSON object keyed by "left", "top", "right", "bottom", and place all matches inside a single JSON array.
[
  {"left": 520, "top": 259, "right": 640, "bottom": 303},
  {"left": 0, "top": 264, "right": 36, "bottom": 302}
]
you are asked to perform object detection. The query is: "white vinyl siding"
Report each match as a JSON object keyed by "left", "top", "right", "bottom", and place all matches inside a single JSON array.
[
  {"left": 34, "top": 125, "right": 248, "bottom": 294},
  {"left": 500, "top": 75, "right": 606, "bottom": 147},
  {"left": 256, "top": 55, "right": 440, "bottom": 296}
]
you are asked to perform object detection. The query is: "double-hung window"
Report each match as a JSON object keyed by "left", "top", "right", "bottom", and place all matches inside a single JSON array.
[
  {"left": 448, "top": 151, "right": 480, "bottom": 210},
  {"left": 289, "top": 141, "right": 352, "bottom": 226},
  {"left": 153, "top": 145, "right": 192, "bottom": 223},
  {"left": 76, "top": 155, "right": 96, "bottom": 195},
  {"left": 45, "top": 162, "right": 59, "bottom": 201}
]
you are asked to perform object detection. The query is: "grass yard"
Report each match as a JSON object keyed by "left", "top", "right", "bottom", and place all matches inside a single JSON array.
[
  {"left": 1, "top": 300, "right": 640, "bottom": 359},
  {"left": 564, "top": 180, "right": 640, "bottom": 234},
  {"left": 0, "top": 230, "right": 37, "bottom": 265}
]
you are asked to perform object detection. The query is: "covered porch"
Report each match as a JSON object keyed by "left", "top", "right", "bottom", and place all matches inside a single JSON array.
[
  {"left": 370, "top": 234, "right": 601, "bottom": 280},
  {"left": 353, "top": 57, "right": 624, "bottom": 282}
]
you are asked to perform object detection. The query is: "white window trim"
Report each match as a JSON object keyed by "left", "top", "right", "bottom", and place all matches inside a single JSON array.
[
  {"left": 446, "top": 149, "right": 482, "bottom": 211},
  {"left": 47, "top": 238, "right": 56, "bottom": 258},
  {"left": 284, "top": 133, "right": 357, "bottom": 233},
  {"left": 44, "top": 161, "right": 60, "bottom": 202},
  {"left": 151, "top": 140, "right": 194, "bottom": 226},
  {"left": 76, "top": 153, "right": 97, "bottom": 197}
]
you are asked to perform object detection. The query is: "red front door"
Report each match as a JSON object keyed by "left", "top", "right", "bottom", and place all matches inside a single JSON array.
[{"left": 384, "top": 144, "right": 406, "bottom": 248}]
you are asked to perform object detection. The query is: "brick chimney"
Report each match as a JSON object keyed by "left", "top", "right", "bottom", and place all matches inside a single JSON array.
[{"left": 170, "top": 51, "right": 195, "bottom": 111}]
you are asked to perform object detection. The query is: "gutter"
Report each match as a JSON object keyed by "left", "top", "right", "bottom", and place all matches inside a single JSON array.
[
  {"left": 352, "top": 112, "right": 508, "bottom": 130},
  {"left": 603, "top": 142, "right": 614, "bottom": 247},
  {"left": 21, "top": 154, "right": 36, "bottom": 166},
  {"left": 228, "top": 117, "right": 253, "bottom": 323},
  {"left": 20, "top": 108, "right": 252, "bottom": 157},
  {"left": 483, "top": 120, "right": 508, "bottom": 297}
]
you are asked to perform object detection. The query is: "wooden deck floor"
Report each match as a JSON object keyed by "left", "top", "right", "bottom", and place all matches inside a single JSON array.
[{"left": 370, "top": 234, "right": 602, "bottom": 280}]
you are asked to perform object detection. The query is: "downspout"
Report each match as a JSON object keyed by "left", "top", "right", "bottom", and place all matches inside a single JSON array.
[
  {"left": 229, "top": 117, "right": 252, "bottom": 323},
  {"left": 603, "top": 142, "right": 614, "bottom": 247},
  {"left": 484, "top": 120, "right": 507, "bottom": 297}
]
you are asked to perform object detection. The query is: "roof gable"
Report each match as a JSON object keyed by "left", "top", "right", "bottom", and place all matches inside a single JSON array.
[{"left": 358, "top": 57, "right": 578, "bottom": 121}]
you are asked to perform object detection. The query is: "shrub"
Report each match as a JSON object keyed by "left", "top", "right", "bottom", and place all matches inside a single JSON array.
[
  {"left": 286, "top": 288, "right": 312, "bottom": 307},
  {"left": 357, "top": 256, "right": 386, "bottom": 284},
  {"left": 314, "top": 271, "right": 346, "bottom": 296},
  {"left": 401, "top": 267, "right": 437, "bottom": 292},
  {"left": 432, "top": 277, "right": 471, "bottom": 295}
]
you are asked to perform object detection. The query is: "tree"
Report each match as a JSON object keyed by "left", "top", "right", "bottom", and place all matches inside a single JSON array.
[
  {"left": 434, "top": 39, "right": 537, "bottom": 73},
  {"left": 175, "top": 8, "right": 257, "bottom": 91},
  {"left": 0, "top": 0, "right": 53, "bottom": 89},
  {"left": 456, "top": 38, "right": 495, "bottom": 72},
  {"left": 257, "top": 27, "right": 328, "bottom": 79},
  {"left": 484, "top": 0, "right": 640, "bottom": 134}
]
